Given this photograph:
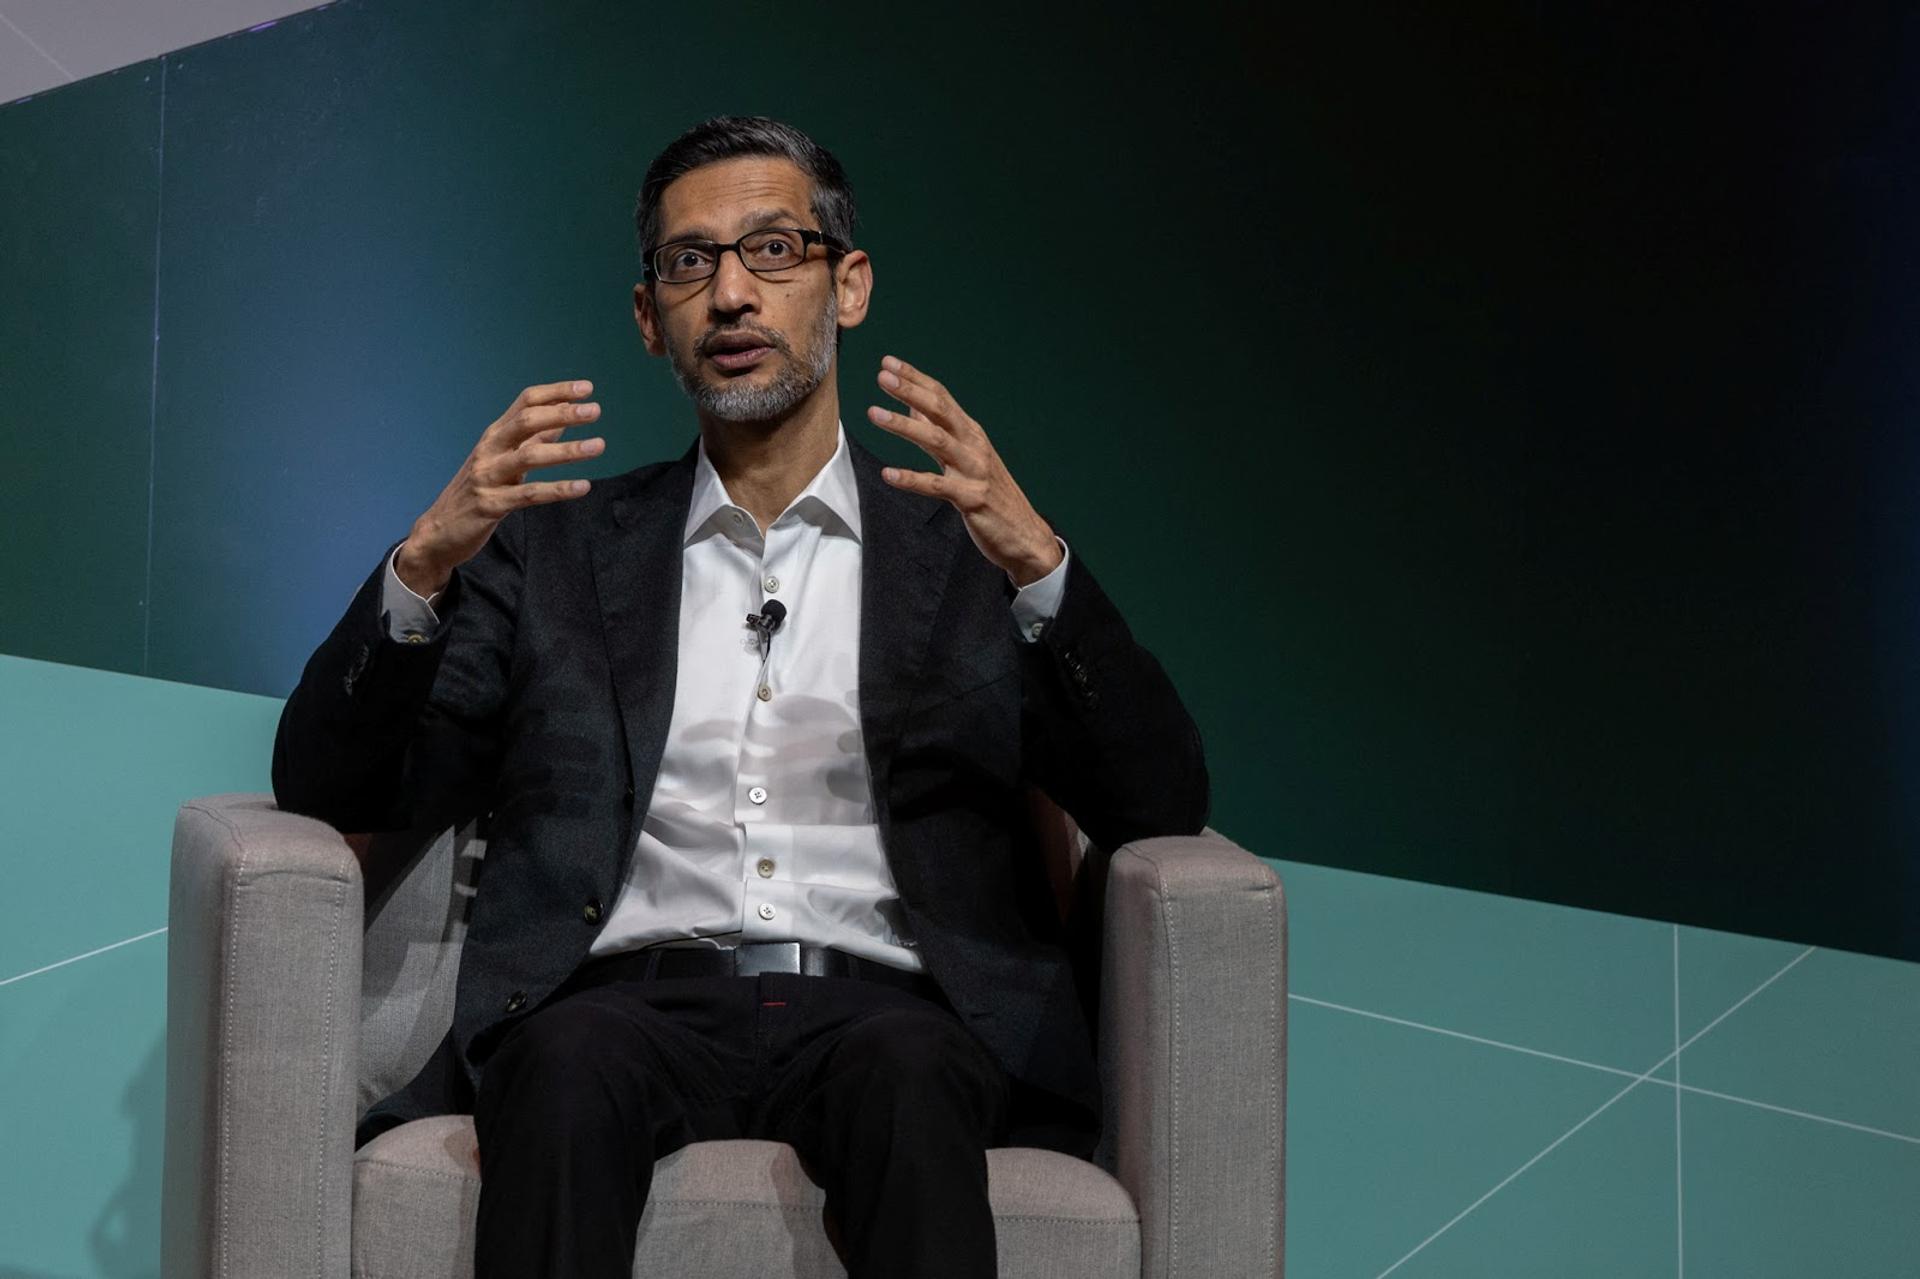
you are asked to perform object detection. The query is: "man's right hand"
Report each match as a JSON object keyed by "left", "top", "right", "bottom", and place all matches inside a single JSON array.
[{"left": 394, "top": 380, "right": 605, "bottom": 597}]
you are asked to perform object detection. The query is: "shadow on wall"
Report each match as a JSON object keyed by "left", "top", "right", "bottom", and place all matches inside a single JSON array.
[
  {"left": 90, "top": 1032, "right": 164, "bottom": 1278},
  {"left": 0, "top": 1030, "right": 165, "bottom": 1279},
  {"left": 5, "top": 1033, "right": 170, "bottom": 1279}
]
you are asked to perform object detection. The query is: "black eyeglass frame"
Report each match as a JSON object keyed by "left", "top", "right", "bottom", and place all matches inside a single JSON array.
[{"left": 643, "top": 226, "right": 850, "bottom": 285}]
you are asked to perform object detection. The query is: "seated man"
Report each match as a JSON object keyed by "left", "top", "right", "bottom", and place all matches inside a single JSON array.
[{"left": 273, "top": 113, "right": 1209, "bottom": 1279}]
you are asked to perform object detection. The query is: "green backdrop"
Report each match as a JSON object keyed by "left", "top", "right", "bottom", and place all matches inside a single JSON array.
[{"left": 3, "top": 0, "right": 1916, "bottom": 962}]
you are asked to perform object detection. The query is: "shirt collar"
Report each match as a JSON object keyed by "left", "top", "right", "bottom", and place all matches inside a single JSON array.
[{"left": 683, "top": 418, "right": 863, "bottom": 546}]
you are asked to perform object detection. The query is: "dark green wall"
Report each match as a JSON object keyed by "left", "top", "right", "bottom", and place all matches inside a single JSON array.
[{"left": 4, "top": 0, "right": 1917, "bottom": 960}]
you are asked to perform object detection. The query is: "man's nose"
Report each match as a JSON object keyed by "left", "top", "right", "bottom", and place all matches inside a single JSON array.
[{"left": 708, "top": 247, "right": 761, "bottom": 313}]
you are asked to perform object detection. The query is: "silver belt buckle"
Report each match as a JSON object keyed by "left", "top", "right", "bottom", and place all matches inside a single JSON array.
[{"left": 734, "top": 941, "right": 802, "bottom": 976}]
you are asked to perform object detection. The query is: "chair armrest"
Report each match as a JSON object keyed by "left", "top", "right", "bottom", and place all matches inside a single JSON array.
[
  {"left": 162, "top": 794, "right": 364, "bottom": 1279},
  {"left": 1100, "top": 828, "right": 1286, "bottom": 1279}
]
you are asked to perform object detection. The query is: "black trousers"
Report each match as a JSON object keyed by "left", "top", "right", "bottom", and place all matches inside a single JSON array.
[{"left": 470, "top": 957, "right": 1014, "bottom": 1279}]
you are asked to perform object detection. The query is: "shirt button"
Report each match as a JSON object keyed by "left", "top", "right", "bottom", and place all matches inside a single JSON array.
[
  {"left": 403, "top": 631, "right": 428, "bottom": 645},
  {"left": 748, "top": 785, "right": 768, "bottom": 804},
  {"left": 763, "top": 574, "right": 779, "bottom": 593},
  {"left": 583, "top": 898, "right": 603, "bottom": 924},
  {"left": 1028, "top": 620, "right": 1045, "bottom": 639},
  {"left": 757, "top": 857, "right": 776, "bottom": 878},
  {"left": 757, "top": 684, "right": 772, "bottom": 701},
  {"left": 758, "top": 903, "right": 777, "bottom": 921},
  {"left": 731, "top": 511, "right": 745, "bottom": 524}
]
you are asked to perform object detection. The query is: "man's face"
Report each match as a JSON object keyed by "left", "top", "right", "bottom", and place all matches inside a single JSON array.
[{"left": 634, "top": 155, "right": 870, "bottom": 423}]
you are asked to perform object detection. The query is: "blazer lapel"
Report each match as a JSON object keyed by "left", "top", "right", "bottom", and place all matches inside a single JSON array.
[
  {"left": 849, "top": 434, "right": 961, "bottom": 817},
  {"left": 590, "top": 439, "right": 698, "bottom": 811}
]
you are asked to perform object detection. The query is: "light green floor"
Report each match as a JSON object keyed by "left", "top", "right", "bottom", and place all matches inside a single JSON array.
[
  {"left": 1280, "top": 859, "right": 1920, "bottom": 1277},
  {"left": 2, "top": 654, "right": 1916, "bottom": 1276}
]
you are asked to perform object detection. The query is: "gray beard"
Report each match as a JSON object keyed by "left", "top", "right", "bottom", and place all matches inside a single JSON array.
[{"left": 668, "top": 290, "right": 840, "bottom": 422}]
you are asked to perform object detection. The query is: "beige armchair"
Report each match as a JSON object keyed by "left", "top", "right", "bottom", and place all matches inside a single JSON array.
[{"left": 162, "top": 792, "right": 1285, "bottom": 1277}]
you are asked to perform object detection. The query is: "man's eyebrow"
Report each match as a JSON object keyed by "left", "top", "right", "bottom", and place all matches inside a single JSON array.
[{"left": 660, "top": 208, "right": 806, "bottom": 243}]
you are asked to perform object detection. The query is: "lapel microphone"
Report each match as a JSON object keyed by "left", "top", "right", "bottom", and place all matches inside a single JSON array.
[{"left": 745, "top": 598, "right": 787, "bottom": 661}]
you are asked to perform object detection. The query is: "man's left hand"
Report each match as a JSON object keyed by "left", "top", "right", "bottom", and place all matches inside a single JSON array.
[{"left": 867, "top": 354, "right": 1064, "bottom": 587}]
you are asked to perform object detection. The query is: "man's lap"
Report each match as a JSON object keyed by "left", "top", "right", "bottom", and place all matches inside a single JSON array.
[{"left": 474, "top": 969, "right": 1009, "bottom": 1153}]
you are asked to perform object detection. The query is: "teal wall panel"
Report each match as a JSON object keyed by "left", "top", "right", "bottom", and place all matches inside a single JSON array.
[
  {"left": 0, "top": 655, "right": 279, "bottom": 1278},
  {"left": 0, "top": 64, "right": 161, "bottom": 677},
  {"left": 0, "top": 656, "right": 279, "bottom": 979}
]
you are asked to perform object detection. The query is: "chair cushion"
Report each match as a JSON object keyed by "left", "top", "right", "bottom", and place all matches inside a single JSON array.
[{"left": 351, "top": 1116, "right": 1139, "bottom": 1278}]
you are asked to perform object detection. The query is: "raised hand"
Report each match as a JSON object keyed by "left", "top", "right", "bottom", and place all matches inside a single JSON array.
[
  {"left": 866, "top": 355, "right": 1063, "bottom": 587},
  {"left": 395, "top": 380, "right": 605, "bottom": 596}
]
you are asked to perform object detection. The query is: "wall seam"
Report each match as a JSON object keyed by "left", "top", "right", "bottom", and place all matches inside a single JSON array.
[{"left": 141, "top": 54, "right": 168, "bottom": 675}]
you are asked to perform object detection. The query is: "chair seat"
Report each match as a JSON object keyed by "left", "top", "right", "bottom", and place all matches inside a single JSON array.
[{"left": 350, "top": 1116, "right": 1141, "bottom": 1279}]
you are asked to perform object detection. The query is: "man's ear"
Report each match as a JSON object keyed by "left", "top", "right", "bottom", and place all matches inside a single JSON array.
[
  {"left": 834, "top": 250, "right": 874, "bottom": 332},
  {"left": 633, "top": 283, "right": 665, "bottom": 357}
]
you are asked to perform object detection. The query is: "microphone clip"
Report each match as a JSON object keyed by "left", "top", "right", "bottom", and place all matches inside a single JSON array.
[{"left": 744, "top": 598, "right": 787, "bottom": 658}]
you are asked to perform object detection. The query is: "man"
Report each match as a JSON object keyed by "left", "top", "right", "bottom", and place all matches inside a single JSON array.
[{"left": 274, "top": 114, "right": 1208, "bottom": 1278}]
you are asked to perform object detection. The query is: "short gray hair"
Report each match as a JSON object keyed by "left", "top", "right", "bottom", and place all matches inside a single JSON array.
[{"left": 633, "top": 115, "right": 857, "bottom": 277}]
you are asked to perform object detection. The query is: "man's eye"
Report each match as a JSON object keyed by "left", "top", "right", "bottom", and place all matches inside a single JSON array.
[{"left": 674, "top": 247, "right": 713, "bottom": 268}]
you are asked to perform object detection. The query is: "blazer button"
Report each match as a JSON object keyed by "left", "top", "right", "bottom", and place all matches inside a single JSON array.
[
  {"left": 583, "top": 898, "right": 603, "bottom": 924},
  {"left": 504, "top": 991, "right": 527, "bottom": 1014}
]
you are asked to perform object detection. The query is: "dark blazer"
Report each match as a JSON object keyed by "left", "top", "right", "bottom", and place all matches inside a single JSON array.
[{"left": 273, "top": 431, "right": 1210, "bottom": 1156}]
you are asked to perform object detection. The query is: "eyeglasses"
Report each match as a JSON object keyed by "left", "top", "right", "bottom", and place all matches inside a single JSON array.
[{"left": 645, "top": 226, "right": 848, "bottom": 285}]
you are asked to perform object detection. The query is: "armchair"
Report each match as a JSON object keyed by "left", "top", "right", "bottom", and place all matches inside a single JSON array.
[{"left": 162, "top": 793, "right": 1285, "bottom": 1277}]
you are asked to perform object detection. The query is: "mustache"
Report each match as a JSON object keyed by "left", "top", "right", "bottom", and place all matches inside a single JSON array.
[{"left": 700, "top": 328, "right": 785, "bottom": 355}]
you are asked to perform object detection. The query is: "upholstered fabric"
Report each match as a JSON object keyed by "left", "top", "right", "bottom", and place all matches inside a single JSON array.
[
  {"left": 1102, "top": 836, "right": 1288, "bottom": 1278},
  {"left": 355, "top": 822, "right": 483, "bottom": 1112},
  {"left": 163, "top": 794, "right": 363, "bottom": 1279},
  {"left": 350, "top": 1117, "right": 1140, "bottom": 1279},
  {"left": 163, "top": 794, "right": 1286, "bottom": 1277}
]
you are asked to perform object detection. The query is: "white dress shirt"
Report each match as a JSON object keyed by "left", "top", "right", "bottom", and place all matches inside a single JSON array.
[{"left": 380, "top": 420, "right": 1069, "bottom": 973}]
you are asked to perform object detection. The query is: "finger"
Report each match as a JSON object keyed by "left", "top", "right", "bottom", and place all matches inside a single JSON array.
[
  {"left": 506, "top": 478, "right": 592, "bottom": 507},
  {"left": 497, "top": 399, "right": 600, "bottom": 448},
  {"left": 865, "top": 404, "right": 958, "bottom": 470},
  {"left": 880, "top": 354, "right": 943, "bottom": 398},
  {"left": 514, "top": 436, "right": 605, "bottom": 472},
  {"left": 478, "top": 434, "right": 602, "bottom": 485},
  {"left": 879, "top": 465, "right": 954, "bottom": 499},
  {"left": 514, "top": 379, "right": 595, "bottom": 410},
  {"left": 875, "top": 364, "right": 951, "bottom": 427}
]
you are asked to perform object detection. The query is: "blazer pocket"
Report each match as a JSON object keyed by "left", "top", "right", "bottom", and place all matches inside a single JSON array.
[{"left": 910, "top": 655, "right": 1019, "bottom": 713}]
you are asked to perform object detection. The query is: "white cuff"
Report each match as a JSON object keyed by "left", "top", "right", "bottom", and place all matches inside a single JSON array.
[
  {"left": 1009, "top": 536, "right": 1070, "bottom": 643},
  {"left": 382, "top": 543, "right": 444, "bottom": 643}
]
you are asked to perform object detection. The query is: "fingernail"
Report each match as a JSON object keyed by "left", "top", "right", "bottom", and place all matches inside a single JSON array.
[
  {"left": 878, "top": 369, "right": 899, "bottom": 388},
  {"left": 881, "top": 355, "right": 900, "bottom": 371},
  {"left": 574, "top": 380, "right": 591, "bottom": 395}
]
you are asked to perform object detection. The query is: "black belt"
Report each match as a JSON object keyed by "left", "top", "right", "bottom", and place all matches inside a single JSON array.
[{"left": 572, "top": 941, "right": 944, "bottom": 1004}]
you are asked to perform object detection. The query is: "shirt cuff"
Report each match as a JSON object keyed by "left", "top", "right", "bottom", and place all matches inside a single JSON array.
[
  {"left": 382, "top": 543, "right": 444, "bottom": 643},
  {"left": 1009, "top": 536, "right": 1070, "bottom": 643}
]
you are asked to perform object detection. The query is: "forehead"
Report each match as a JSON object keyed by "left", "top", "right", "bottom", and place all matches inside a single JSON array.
[{"left": 658, "top": 156, "right": 815, "bottom": 241}]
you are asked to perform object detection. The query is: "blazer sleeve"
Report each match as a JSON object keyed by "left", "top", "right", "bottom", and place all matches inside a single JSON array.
[
  {"left": 271, "top": 515, "right": 526, "bottom": 833},
  {"left": 1017, "top": 534, "right": 1211, "bottom": 851}
]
